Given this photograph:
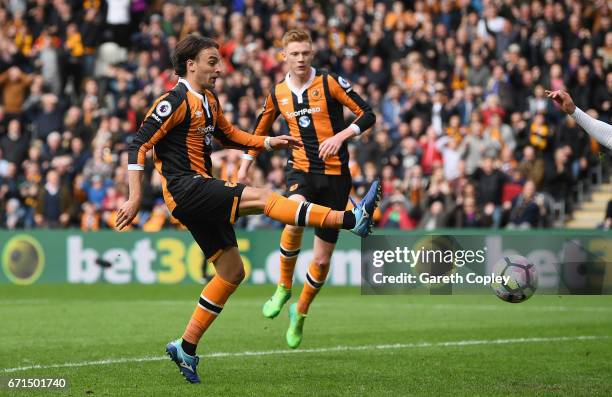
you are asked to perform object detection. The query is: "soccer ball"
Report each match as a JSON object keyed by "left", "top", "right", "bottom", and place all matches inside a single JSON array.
[{"left": 490, "top": 255, "right": 538, "bottom": 303}]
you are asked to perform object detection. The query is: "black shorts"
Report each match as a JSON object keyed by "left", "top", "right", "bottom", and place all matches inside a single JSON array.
[
  {"left": 285, "top": 168, "right": 352, "bottom": 244},
  {"left": 172, "top": 176, "right": 246, "bottom": 262}
]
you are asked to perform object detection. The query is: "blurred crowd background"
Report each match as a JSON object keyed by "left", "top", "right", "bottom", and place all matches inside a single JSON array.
[{"left": 0, "top": 0, "right": 611, "bottom": 231}]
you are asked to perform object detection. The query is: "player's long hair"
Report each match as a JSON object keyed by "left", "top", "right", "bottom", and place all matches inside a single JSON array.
[{"left": 171, "top": 34, "right": 219, "bottom": 77}]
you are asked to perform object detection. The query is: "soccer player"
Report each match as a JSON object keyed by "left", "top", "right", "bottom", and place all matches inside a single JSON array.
[
  {"left": 237, "top": 30, "right": 376, "bottom": 348},
  {"left": 546, "top": 89, "right": 612, "bottom": 149},
  {"left": 117, "top": 34, "right": 381, "bottom": 384}
]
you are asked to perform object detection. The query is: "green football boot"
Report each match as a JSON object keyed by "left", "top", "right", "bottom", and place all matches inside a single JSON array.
[
  {"left": 262, "top": 284, "right": 291, "bottom": 319},
  {"left": 286, "top": 303, "right": 306, "bottom": 349}
]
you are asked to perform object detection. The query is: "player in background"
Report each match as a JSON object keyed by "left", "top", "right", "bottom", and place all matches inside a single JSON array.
[
  {"left": 237, "top": 30, "right": 376, "bottom": 348},
  {"left": 546, "top": 89, "right": 612, "bottom": 149},
  {"left": 117, "top": 34, "right": 381, "bottom": 384}
]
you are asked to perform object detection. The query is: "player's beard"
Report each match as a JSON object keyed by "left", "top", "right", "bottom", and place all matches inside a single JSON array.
[
  {"left": 198, "top": 71, "right": 217, "bottom": 90},
  {"left": 200, "top": 78, "right": 214, "bottom": 90}
]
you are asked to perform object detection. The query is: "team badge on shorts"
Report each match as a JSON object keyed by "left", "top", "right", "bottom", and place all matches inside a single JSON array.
[
  {"left": 289, "top": 183, "right": 299, "bottom": 192},
  {"left": 156, "top": 100, "right": 172, "bottom": 117},
  {"left": 225, "top": 181, "right": 237, "bottom": 187}
]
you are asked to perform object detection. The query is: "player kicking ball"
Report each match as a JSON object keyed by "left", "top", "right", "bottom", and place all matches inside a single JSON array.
[
  {"left": 116, "top": 34, "right": 381, "bottom": 384},
  {"left": 237, "top": 30, "right": 376, "bottom": 349}
]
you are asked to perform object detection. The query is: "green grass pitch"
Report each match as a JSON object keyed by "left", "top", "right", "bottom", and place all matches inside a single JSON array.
[{"left": 1, "top": 284, "right": 611, "bottom": 396}]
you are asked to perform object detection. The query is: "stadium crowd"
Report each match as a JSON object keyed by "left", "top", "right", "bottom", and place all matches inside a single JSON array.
[{"left": 0, "top": 0, "right": 610, "bottom": 231}]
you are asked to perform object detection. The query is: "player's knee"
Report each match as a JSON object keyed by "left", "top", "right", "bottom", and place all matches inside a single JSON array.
[
  {"left": 285, "top": 224, "right": 303, "bottom": 234},
  {"left": 226, "top": 265, "right": 246, "bottom": 285},
  {"left": 235, "top": 266, "right": 246, "bottom": 283},
  {"left": 311, "top": 254, "right": 331, "bottom": 269},
  {"left": 256, "top": 187, "right": 274, "bottom": 207}
]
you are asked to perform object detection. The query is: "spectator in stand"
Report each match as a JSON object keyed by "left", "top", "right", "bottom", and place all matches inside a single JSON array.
[
  {"left": 80, "top": 201, "right": 100, "bottom": 231},
  {"left": 556, "top": 115, "right": 591, "bottom": 180},
  {"left": 467, "top": 54, "right": 490, "bottom": 96},
  {"left": 471, "top": 156, "right": 506, "bottom": 228},
  {"left": 419, "top": 126, "right": 442, "bottom": 176},
  {"left": 529, "top": 114, "right": 551, "bottom": 154},
  {"left": 481, "top": 94, "right": 505, "bottom": 126},
  {"left": 517, "top": 145, "right": 545, "bottom": 189},
  {"left": 83, "top": 174, "right": 112, "bottom": 209},
  {"left": 436, "top": 135, "right": 462, "bottom": 183},
  {"left": 543, "top": 147, "right": 574, "bottom": 213},
  {"left": 452, "top": 196, "right": 493, "bottom": 228},
  {"left": 505, "top": 180, "right": 542, "bottom": 229},
  {"left": 486, "top": 113, "right": 516, "bottom": 153},
  {"left": 0, "top": 66, "right": 33, "bottom": 117},
  {"left": 34, "top": 169, "right": 72, "bottom": 228},
  {"left": 459, "top": 120, "right": 499, "bottom": 176},
  {"left": 104, "top": 0, "right": 132, "bottom": 48},
  {"left": 379, "top": 194, "right": 416, "bottom": 230},
  {"left": 32, "top": 94, "right": 64, "bottom": 142},
  {"left": 2, "top": 198, "right": 25, "bottom": 229},
  {"left": 0, "top": 119, "right": 29, "bottom": 165},
  {"left": 33, "top": 29, "right": 62, "bottom": 95},
  {"left": 0, "top": 162, "right": 19, "bottom": 201}
]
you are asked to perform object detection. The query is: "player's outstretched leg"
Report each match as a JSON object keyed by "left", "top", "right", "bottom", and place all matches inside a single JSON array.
[
  {"left": 262, "top": 223, "right": 304, "bottom": 318},
  {"left": 349, "top": 180, "right": 382, "bottom": 236},
  {"left": 238, "top": 180, "right": 382, "bottom": 237},
  {"left": 166, "top": 248, "right": 243, "bottom": 384}
]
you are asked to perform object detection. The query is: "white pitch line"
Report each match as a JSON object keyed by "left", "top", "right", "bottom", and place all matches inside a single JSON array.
[
  {"left": 393, "top": 303, "right": 612, "bottom": 313},
  {"left": 3, "top": 300, "right": 612, "bottom": 314},
  {"left": 2, "top": 335, "right": 607, "bottom": 373}
]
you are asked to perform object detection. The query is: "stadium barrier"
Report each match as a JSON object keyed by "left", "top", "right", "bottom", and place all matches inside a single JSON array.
[{"left": 1, "top": 230, "right": 610, "bottom": 290}]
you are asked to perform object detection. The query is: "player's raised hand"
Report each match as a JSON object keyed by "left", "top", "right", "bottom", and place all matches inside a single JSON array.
[
  {"left": 318, "top": 134, "right": 343, "bottom": 160},
  {"left": 115, "top": 199, "right": 140, "bottom": 231},
  {"left": 267, "top": 135, "right": 302, "bottom": 150},
  {"left": 545, "top": 89, "right": 576, "bottom": 115}
]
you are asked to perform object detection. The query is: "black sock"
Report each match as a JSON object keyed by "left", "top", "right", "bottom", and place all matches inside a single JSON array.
[
  {"left": 181, "top": 340, "right": 197, "bottom": 356},
  {"left": 342, "top": 211, "right": 356, "bottom": 229}
]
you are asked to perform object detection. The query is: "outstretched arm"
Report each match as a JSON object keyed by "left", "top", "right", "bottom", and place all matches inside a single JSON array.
[
  {"left": 547, "top": 89, "right": 612, "bottom": 149},
  {"left": 214, "top": 98, "right": 300, "bottom": 151},
  {"left": 243, "top": 94, "right": 280, "bottom": 159},
  {"left": 570, "top": 108, "right": 612, "bottom": 150},
  {"left": 238, "top": 94, "right": 280, "bottom": 182}
]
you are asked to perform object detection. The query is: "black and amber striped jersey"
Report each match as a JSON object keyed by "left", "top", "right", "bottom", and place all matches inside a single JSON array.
[
  {"left": 246, "top": 68, "right": 375, "bottom": 175},
  {"left": 128, "top": 78, "right": 265, "bottom": 211}
]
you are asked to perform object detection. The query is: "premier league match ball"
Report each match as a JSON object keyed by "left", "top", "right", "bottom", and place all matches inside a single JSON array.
[{"left": 490, "top": 255, "right": 538, "bottom": 303}]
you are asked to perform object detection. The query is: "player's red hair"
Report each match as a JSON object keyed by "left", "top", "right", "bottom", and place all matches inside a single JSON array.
[{"left": 282, "top": 29, "right": 312, "bottom": 48}]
